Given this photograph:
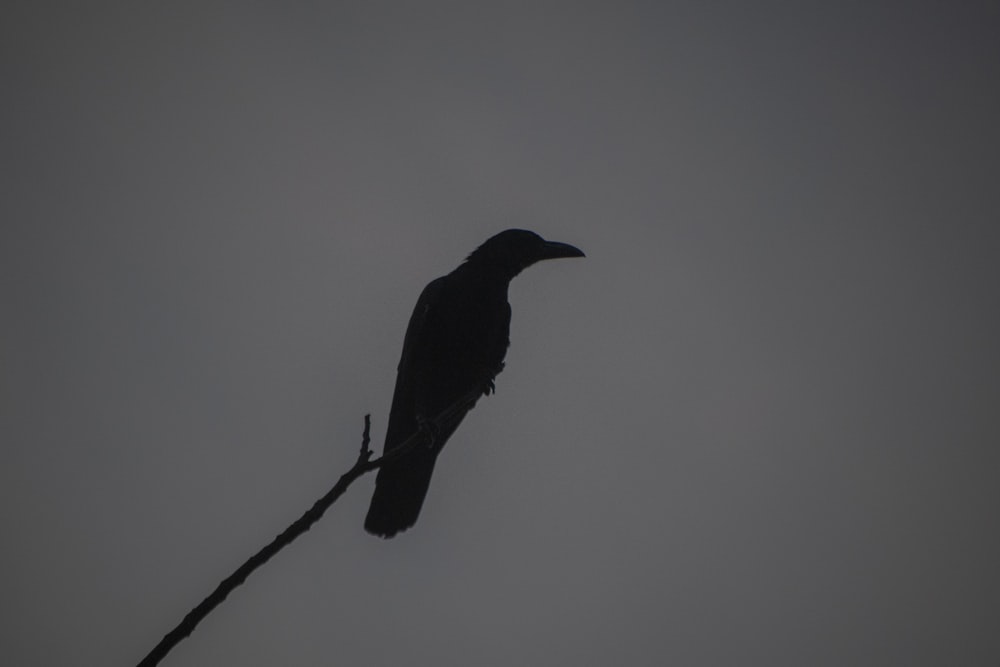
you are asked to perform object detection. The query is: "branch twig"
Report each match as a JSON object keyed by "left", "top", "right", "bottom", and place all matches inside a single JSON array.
[{"left": 137, "top": 387, "right": 484, "bottom": 667}]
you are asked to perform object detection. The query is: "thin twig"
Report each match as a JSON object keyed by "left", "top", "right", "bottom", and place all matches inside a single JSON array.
[{"left": 137, "top": 387, "right": 485, "bottom": 667}]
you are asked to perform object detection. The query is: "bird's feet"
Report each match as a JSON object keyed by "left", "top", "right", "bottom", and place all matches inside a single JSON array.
[{"left": 482, "top": 362, "right": 505, "bottom": 395}]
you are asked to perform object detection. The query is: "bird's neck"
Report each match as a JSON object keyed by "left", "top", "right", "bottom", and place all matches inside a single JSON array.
[{"left": 454, "top": 260, "right": 516, "bottom": 295}]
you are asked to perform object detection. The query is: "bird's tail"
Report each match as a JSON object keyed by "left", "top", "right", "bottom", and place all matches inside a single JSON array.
[{"left": 364, "top": 447, "right": 440, "bottom": 538}]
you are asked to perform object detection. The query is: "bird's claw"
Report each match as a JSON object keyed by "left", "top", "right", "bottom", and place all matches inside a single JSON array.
[{"left": 482, "top": 363, "right": 504, "bottom": 395}]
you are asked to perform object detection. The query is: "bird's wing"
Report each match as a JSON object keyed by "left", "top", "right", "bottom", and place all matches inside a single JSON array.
[
  {"left": 396, "top": 276, "right": 445, "bottom": 378},
  {"left": 366, "top": 277, "right": 457, "bottom": 537},
  {"left": 382, "top": 277, "right": 447, "bottom": 454}
]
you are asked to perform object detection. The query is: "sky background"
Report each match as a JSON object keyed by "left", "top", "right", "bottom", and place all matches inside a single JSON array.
[{"left": 3, "top": 3, "right": 999, "bottom": 666}]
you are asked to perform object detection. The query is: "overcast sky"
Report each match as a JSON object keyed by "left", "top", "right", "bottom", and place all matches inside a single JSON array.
[{"left": 3, "top": 3, "right": 999, "bottom": 666}]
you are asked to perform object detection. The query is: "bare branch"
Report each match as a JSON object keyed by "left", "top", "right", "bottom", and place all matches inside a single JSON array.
[{"left": 136, "top": 386, "right": 485, "bottom": 667}]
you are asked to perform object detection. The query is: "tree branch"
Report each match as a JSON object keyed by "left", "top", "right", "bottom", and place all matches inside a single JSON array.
[{"left": 136, "top": 387, "right": 484, "bottom": 667}]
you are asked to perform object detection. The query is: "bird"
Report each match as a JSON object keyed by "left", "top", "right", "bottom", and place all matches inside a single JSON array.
[{"left": 364, "top": 229, "right": 584, "bottom": 538}]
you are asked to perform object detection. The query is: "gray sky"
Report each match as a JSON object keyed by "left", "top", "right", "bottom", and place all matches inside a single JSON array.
[{"left": 3, "top": 3, "right": 999, "bottom": 665}]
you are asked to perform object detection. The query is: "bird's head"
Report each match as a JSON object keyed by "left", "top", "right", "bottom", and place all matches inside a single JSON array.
[{"left": 466, "top": 229, "right": 585, "bottom": 278}]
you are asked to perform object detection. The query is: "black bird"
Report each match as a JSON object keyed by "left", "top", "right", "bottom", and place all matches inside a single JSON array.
[{"left": 364, "top": 229, "right": 584, "bottom": 538}]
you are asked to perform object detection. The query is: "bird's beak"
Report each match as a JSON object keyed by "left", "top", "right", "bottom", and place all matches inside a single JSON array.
[{"left": 539, "top": 240, "right": 586, "bottom": 260}]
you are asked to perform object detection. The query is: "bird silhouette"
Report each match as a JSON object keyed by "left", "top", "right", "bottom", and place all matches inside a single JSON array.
[{"left": 364, "top": 229, "right": 584, "bottom": 537}]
